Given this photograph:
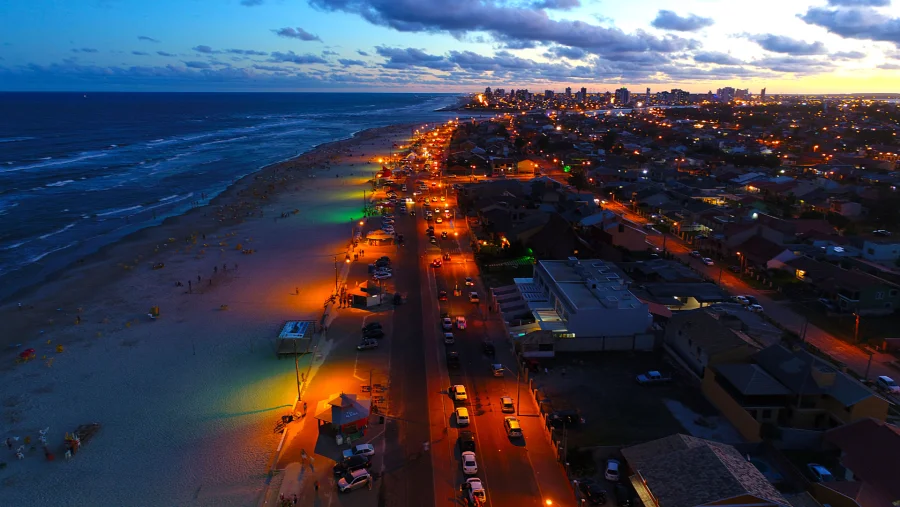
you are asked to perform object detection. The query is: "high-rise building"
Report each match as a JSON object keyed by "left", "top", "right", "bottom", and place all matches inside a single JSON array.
[
  {"left": 484, "top": 87, "right": 492, "bottom": 97},
  {"left": 565, "top": 87, "right": 572, "bottom": 97},
  {"left": 670, "top": 89, "right": 690, "bottom": 103},
  {"left": 760, "top": 88, "right": 766, "bottom": 102},
  {"left": 580, "top": 87, "right": 587, "bottom": 100},
  {"left": 646, "top": 88, "right": 651, "bottom": 104},
  {"left": 614, "top": 88, "right": 630, "bottom": 105},
  {"left": 716, "top": 87, "right": 735, "bottom": 102},
  {"left": 735, "top": 88, "right": 749, "bottom": 100},
  {"left": 545, "top": 89, "right": 554, "bottom": 98}
]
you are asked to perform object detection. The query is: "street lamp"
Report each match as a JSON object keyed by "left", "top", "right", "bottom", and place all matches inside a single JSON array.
[
  {"left": 333, "top": 255, "right": 339, "bottom": 294},
  {"left": 501, "top": 365, "right": 524, "bottom": 416}
]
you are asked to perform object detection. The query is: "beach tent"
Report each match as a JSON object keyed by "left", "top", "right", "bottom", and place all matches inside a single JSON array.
[
  {"left": 364, "top": 230, "right": 393, "bottom": 245},
  {"left": 314, "top": 393, "right": 371, "bottom": 434}
]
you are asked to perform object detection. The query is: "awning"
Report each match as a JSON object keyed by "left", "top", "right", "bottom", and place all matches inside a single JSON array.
[{"left": 639, "top": 299, "right": 673, "bottom": 319}]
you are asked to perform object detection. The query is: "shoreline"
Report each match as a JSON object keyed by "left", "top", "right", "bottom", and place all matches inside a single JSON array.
[{"left": 1, "top": 123, "right": 414, "bottom": 307}]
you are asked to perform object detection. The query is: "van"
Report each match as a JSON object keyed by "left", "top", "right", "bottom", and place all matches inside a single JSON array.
[{"left": 503, "top": 416, "right": 523, "bottom": 438}]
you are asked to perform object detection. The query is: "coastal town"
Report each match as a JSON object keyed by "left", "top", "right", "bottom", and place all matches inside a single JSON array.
[{"left": 2, "top": 93, "right": 900, "bottom": 507}]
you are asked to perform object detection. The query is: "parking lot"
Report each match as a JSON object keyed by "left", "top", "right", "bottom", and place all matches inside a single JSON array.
[{"left": 530, "top": 351, "right": 727, "bottom": 448}]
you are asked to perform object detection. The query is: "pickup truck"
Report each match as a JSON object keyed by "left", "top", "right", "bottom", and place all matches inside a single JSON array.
[{"left": 636, "top": 371, "right": 673, "bottom": 385}]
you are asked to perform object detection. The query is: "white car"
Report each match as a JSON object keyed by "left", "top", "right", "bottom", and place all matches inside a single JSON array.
[
  {"left": 456, "top": 316, "right": 467, "bottom": 329},
  {"left": 732, "top": 296, "right": 750, "bottom": 305},
  {"left": 456, "top": 407, "right": 470, "bottom": 427},
  {"left": 342, "top": 443, "right": 376, "bottom": 460},
  {"left": 442, "top": 317, "right": 453, "bottom": 330},
  {"left": 444, "top": 332, "right": 455, "bottom": 345},
  {"left": 337, "top": 469, "right": 371, "bottom": 493},
  {"left": 450, "top": 385, "right": 467, "bottom": 401},
  {"left": 461, "top": 451, "right": 478, "bottom": 475},
  {"left": 701, "top": 257, "right": 714, "bottom": 266},
  {"left": 464, "top": 478, "right": 486, "bottom": 505},
  {"left": 748, "top": 304, "right": 764, "bottom": 313},
  {"left": 876, "top": 375, "right": 900, "bottom": 393},
  {"left": 605, "top": 458, "right": 621, "bottom": 482}
]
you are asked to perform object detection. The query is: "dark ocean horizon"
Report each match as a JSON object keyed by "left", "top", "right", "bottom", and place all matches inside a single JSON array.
[{"left": 0, "top": 92, "right": 462, "bottom": 301}]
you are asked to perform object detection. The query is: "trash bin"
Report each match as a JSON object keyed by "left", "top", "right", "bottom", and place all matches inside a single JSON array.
[{"left": 335, "top": 434, "right": 344, "bottom": 446}]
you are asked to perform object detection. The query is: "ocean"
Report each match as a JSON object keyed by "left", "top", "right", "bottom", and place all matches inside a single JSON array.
[{"left": 0, "top": 92, "right": 460, "bottom": 300}]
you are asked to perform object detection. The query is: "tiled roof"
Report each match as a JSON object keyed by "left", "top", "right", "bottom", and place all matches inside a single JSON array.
[
  {"left": 667, "top": 310, "right": 755, "bottom": 355},
  {"left": 824, "top": 418, "right": 900, "bottom": 502},
  {"left": 622, "top": 434, "right": 788, "bottom": 507},
  {"left": 714, "top": 363, "right": 792, "bottom": 396},
  {"left": 754, "top": 345, "right": 874, "bottom": 407}
]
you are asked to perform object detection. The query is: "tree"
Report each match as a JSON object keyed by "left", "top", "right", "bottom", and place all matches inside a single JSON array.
[
  {"left": 514, "top": 137, "right": 526, "bottom": 151},
  {"left": 568, "top": 169, "right": 591, "bottom": 191},
  {"left": 601, "top": 131, "right": 618, "bottom": 152}
]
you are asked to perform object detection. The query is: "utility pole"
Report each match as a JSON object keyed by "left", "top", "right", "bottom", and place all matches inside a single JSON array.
[
  {"left": 516, "top": 364, "right": 522, "bottom": 416},
  {"left": 333, "top": 255, "right": 338, "bottom": 294},
  {"left": 294, "top": 339, "right": 301, "bottom": 400},
  {"left": 865, "top": 352, "right": 873, "bottom": 381},
  {"left": 718, "top": 266, "right": 723, "bottom": 285}
]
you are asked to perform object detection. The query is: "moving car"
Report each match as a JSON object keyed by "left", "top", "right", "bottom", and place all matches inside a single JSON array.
[
  {"left": 465, "top": 276, "right": 475, "bottom": 286},
  {"left": 748, "top": 304, "right": 764, "bottom": 313},
  {"left": 807, "top": 463, "right": 835, "bottom": 482},
  {"left": 461, "top": 451, "right": 477, "bottom": 475},
  {"left": 503, "top": 416, "right": 523, "bottom": 438},
  {"left": 456, "top": 316, "right": 467, "bottom": 329},
  {"left": 443, "top": 332, "right": 455, "bottom": 345},
  {"left": 430, "top": 236, "right": 438, "bottom": 244},
  {"left": 732, "top": 296, "right": 750, "bottom": 305},
  {"left": 876, "top": 375, "right": 900, "bottom": 393},
  {"left": 605, "top": 458, "right": 621, "bottom": 482},
  {"left": 500, "top": 396, "right": 515, "bottom": 413},
  {"left": 342, "top": 444, "right": 376, "bottom": 459},
  {"left": 469, "top": 292, "right": 480, "bottom": 303},
  {"left": 431, "top": 259, "right": 442, "bottom": 268},
  {"left": 456, "top": 407, "right": 470, "bottom": 427},
  {"left": 450, "top": 385, "right": 468, "bottom": 402},
  {"left": 435, "top": 217, "right": 443, "bottom": 223},
  {"left": 443, "top": 252, "right": 451, "bottom": 261},
  {"left": 441, "top": 231, "right": 448, "bottom": 239},
  {"left": 491, "top": 364, "right": 504, "bottom": 377},
  {"left": 482, "top": 340, "right": 495, "bottom": 356},
  {"left": 333, "top": 454, "right": 371, "bottom": 476},
  {"left": 357, "top": 339, "right": 378, "bottom": 351},
  {"left": 438, "top": 290, "right": 448, "bottom": 301},
  {"left": 701, "top": 257, "right": 714, "bottom": 266},
  {"left": 442, "top": 316, "right": 453, "bottom": 330},
  {"left": 690, "top": 250, "right": 701, "bottom": 258},
  {"left": 337, "top": 469, "right": 371, "bottom": 493}
]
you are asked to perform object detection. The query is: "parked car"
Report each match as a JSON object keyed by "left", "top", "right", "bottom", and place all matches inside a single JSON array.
[
  {"left": 807, "top": 463, "right": 835, "bottom": 482},
  {"left": 748, "top": 304, "right": 764, "bottom": 313},
  {"left": 500, "top": 396, "right": 515, "bottom": 413},
  {"left": 450, "top": 385, "right": 468, "bottom": 401},
  {"left": 876, "top": 375, "right": 900, "bottom": 393},
  {"left": 446, "top": 351, "right": 460, "bottom": 369},
  {"left": 731, "top": 295, "right": 750, "bottom": 305},
  {"left": 337, "top": 469, "right": 371, "bottom": 493},
  {"left": 373, "top": 272, "right": 391, "bottom": 280},
  {"left": 458, "top": 430, "right": 475, "bottom": 451},
  {"left": 549, "top": 409, "right": 582, "bottom": 428},
  {"left": 363, "top": 328, "right": 385, "bottom": 339},
  {"left": 579, "top": 479, "right": 608, "bottom": 505},
  {"left": 442, "top": 317, "right": 453, "bottom": 330},
  {"left": 605, "top": 459, "right": 621, "bottom": 482},
  {"left": 444, "top": 332, "right": 455, "bottom": 345},
  {"left": 491, "top": 364, "right": 504, "bottom": 377},
  {"left": 333, "top": 454, "right": 371, "bottom": 476},
  {"left": 342, "top": 444, "right": 376, "bottom": 459},
  {"left": 456, "top": 407, "right": 470, "bottom": 427},
  {"left": 636, "top": 371, "right": 672, "bottom": 385},
  {"left": 614, "top": 483, "right": 632, "bottom": 507},
  {"left": 463, "top": 478, "right": 486, "bottom": 505},
  {"left": 362, "top": 322, "right": 382, "bottom": 332},
  {"left": 690, "top": 250, "right": 701, "bottom": 258},
  {"left": 461, "top": 451, "right": 478, "bottom": 475},
  {"left": 701, "top": 257, "right": 714, "bottom": 266},
  {"left": 503, "top": 416, "right": 523, "bottom": 438},
  {"left": 482, "top": 340, "right": 495, "bottom": 356}
]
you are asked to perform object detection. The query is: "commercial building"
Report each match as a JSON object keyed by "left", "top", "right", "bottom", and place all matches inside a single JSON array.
[{"left": 615, "top": 87, "right": 630, "bottom": 105}]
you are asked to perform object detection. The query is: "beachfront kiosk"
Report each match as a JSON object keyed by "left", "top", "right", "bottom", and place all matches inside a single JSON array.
[
  {"left": 275, "top": 320, "right": 318, "bottom": 357},
  {"left": 314, "top": 393, "right": 370, "bottom": 445}
]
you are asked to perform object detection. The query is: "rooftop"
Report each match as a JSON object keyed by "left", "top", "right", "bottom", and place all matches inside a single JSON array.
[
  {"left": 714, "top": 363, "right": 792, "bottom": 396},
  {"left": 537, "top": 258, "right": 645, "bottom": 312}
]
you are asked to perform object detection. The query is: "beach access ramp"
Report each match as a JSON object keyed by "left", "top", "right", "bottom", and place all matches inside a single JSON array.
[{"left": 275, "top": 320, "right": 318, "bottom": 357}]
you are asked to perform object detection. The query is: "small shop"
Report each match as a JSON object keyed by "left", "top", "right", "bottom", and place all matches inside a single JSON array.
[
  {"left": 314, "top": 393, "right": 371, "bottom": 445},
  {"left": 275, "top": 320, "right": 318, "bottom": 357}
]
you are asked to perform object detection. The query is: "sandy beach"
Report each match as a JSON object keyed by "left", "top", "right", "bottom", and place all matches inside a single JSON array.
[{"left": 0, "top": 124, "right": 413, "bottom": 506}]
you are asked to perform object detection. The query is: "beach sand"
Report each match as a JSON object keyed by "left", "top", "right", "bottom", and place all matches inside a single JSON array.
[{"left": 0, "top": 124, "right": 413, "bottom": 506}]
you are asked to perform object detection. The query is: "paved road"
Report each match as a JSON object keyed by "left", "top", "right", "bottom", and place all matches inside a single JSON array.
[
  {"left": 411, "top": 177, "right": 575, "bottom": 507},
  {"left": 602, "top": 200, "right": 899, "bottom": 382}
]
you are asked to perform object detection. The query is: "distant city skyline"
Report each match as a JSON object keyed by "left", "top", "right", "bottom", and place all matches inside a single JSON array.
[{"left": 1, "top": 0, "right": 899, "bottom": 92}]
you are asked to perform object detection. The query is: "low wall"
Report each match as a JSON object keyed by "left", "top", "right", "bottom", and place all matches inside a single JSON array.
[{"left": 554, "top": 334, "right": 654, "bottom": 352}]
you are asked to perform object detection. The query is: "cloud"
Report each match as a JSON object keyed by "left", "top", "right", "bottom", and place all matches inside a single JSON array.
[
  {"left": 799, "top": 6, "right": 900, "bottom": 46},
  {"left": 157, "top": 51, "right": 176, "bottom": 57},
  {"left": 693, "top": 51, "right": 744, "bottom": 65},
  {"left": 71, "top": 48, "right": 99, "bottom": 53},
  {"left": 531, "top": 0, "right": 580, "bottom": 10},
  {"left": 651, "top": 10, "right": 714, "bottom": 32},
  {"left": 322, "top": 50, "right": 339, "bottom": 56},
  {"left": 269, "top": 51, "right": 328, "bottom": 64},
  {"left": 544, "top": 45, "right": 587, "bottom": 60},
  {"left": 241, "top": 0, "right": 265, "bottom": 5},
  {"left": 252, "top": 64, "right": 290, "bottom": 72},
  {"left": 226, "top": 48, "right": 268, "bottom": 55},
  {"left": 132, "top": 51, "right": 150, "bottom": 56},
  {"left": 827, "top": 0, "right": 890, "bottom": 6},
  {"left": 193, "top": 45, "right": 217, "bottom": 54},
  {"left": 877, "top": 62, "right": 900, "bottom": 69},
  {"left": 831, "top": 50, "right": 867, "bottom": 59},
  {"left": 183, "top": 61, "right": 211, "bottom": 69},
  {"left": 308, "top": 0, "right": 696, "bottom": 56},
  {"left": 273, "top": 27, "right": 322, "bottom": 42},
  {"left": 746, "top": 34, "right": 828, "bottom": 55},
  {"left": 357, "top": 50, "right": 369, "bottom": 56},
  {"left": 338, "top": 58, "right": 367, "bottom": 66},
  {"left": 138, "top": 36, "right": 160, "bottom": 43},
  {"left": 751, "top": 55, "right": 835, "bottom": 73},
  {"left": 375, "top": 46, "right": 455, "bottom": 70}
]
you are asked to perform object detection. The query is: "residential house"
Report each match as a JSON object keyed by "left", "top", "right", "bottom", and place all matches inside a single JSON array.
[
  {"left": 664, "top": 310, "right": 760, "bottom": 378},
  {"left": 703, "top": 345, "right": 888, "bottom": 442},
  {"left": 860, "top": 238, "right": 900, "bottom": 263},
  {"left": 820, "top": 418, "right": 900, "bottom": 507},
  {"left": 782, "top": 257, "right": 900, "bottom": 315},
  {"left": 621, "top": 434, "right": 789, "bottom": 507}
]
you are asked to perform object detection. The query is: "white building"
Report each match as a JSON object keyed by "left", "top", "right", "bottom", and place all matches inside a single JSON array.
[{"left": 862, "top": 240, "right": 900, "bottom": 262}]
